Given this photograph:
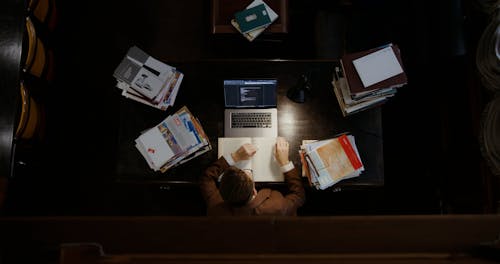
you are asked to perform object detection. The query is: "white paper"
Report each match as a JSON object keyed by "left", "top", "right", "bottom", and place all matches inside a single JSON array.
[
  {"left": 144, "top": 56, "right": 175, "bottom": 82},
  {"left": 352, "top": 46, "right": 403, "bottom": 88},
  {"left": 251, "top": 137, "right": 282, "bottom": 182},
  {"left": 136, "top": 128, "right": 175, "bottom": 169},
  {"left": 217, "top": 137, "right": 283, "bottom": 182},
  {"left": 130, "top": 67, "right": 165, "bottom": 99},
  {"left": 165, "top": 114, "right": 196, "bottom": 151}
]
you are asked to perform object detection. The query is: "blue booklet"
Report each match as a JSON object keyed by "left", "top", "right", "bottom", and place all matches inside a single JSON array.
[{"left": 234, "top": 3, "right": 271, "bottom": 33}]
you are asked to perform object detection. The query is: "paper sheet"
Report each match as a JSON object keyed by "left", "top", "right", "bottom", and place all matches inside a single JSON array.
[{"left": 352, "top": 46, "right": 403, "bottom": 88}]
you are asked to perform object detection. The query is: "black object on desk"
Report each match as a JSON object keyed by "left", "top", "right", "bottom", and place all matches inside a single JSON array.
[
  {"left": 287, "top": 73, "right": 312, "bottom": 103},
  {"left": 115, "top": 60, "right": 384, "bottom": 189}
]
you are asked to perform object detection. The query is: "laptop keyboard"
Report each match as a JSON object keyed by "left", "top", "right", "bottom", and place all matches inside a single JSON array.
[{"left": 231, "top": 112, "right": 273, "bottom": 128}]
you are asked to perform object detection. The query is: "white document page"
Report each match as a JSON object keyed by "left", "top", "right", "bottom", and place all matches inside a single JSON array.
[
  {"left": 165, "top": 114, "right": 197, "bottom": 151},
  {"left": 352, "top": 46, "right": 403, "bottom": 88},
  {"left": 144, "top": 56, "right": 175, "bottom": 82},
  {"left": 217, "top": 137, "right": 283, "bottom": 182},
  {"left": 251, "top": 137, "right": 283, "bottom": 182},
  {"left": 218, "top": 137, "right": 253, "bottom": 171},
  {"left": 136, "top": 128, "right": 175, "bottom": 169}
]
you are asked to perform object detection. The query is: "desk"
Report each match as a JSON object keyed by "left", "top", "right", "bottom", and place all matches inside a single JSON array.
[{"left": 116, "top": 60, "right": 384, "bottom": 189}]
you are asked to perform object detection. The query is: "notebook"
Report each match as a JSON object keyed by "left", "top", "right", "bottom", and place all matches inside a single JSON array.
[{"left": 223, "top": 79, "right": 278, "bottom": 138}]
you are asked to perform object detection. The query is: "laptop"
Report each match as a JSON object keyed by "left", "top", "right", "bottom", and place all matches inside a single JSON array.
[{"left": 224, "top": 79, "right": 278, "bottom": 138}]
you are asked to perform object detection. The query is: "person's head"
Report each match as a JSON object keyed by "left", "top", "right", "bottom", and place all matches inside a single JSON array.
[{"left": 219, "top": 166, "right": 256, "bottom": 207}]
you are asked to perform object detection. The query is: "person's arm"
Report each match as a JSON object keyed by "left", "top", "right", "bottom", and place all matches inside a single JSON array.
[
  {"left": 281, "top": 166, "right": 305, "bottom": 212},
  {"left": 199, "top": 156, "right": 229, "bottom": 208},
  {"left": 275, "top": 138, "right": 305, "bottom": 213},
  {"left": 200, "top": 143, "right": 257, "bottom": 208}
]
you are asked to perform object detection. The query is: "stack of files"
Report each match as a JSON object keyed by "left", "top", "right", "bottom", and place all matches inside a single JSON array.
[
  {"left": 332, "top": 43, "right": 407, "bottom": 116},
  {"left": 231, "top": 0, "right": 278, "bottom": 42},
  {"left": 135, "top": 106, "right": 211, "bottom": 172},
  {"left": 299, "top": 134, "right": 364, "bottom": 190},
  {"left": 113, "top": 46, "right": 183, "bottom": 111}
]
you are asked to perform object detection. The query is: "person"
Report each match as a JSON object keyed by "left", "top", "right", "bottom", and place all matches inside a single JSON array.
[{"left": 200, "top": 137, "right": 305, "bottom": 216}]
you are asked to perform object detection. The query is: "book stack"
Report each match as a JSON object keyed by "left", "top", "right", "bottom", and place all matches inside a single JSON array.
[
  {"left": 332, "top": 43, "right": 407, "bottom": 116},
  {"left": 231, "top": 0, "right": 278, "bottom": 42},
  {"left": 299, "top": 134, "right": 364, "bottom": 190},
  {"left": 113, "top": 46, "right": 183, "bottom": 111},
  {"left": 135, "top": 106, "right": 211, "bottom": 172}
]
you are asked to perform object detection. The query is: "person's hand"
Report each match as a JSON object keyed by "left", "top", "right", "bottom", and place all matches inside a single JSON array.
[
  {"left": 275, "top": 137, "right": 290, "bottom": 166},
  {"left": 231, "top": 143, "right": 257, "bottom": 162}
]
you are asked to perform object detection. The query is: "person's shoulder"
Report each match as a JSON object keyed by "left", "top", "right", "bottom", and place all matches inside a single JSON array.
[{"left": 257, "top": 188, "right": 273, "bottom": 197}]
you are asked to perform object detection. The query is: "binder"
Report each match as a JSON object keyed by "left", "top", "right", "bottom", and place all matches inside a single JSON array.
[
  {"left": 341, "top": 44, "right": 407, "bottom": 98},
  {"left": 234, "top": 3, "right": 271, "bottom": 33}
]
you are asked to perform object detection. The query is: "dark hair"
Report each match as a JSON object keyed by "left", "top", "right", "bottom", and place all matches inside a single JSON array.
[{"left": 219, "top": 166, "right": 254, "bottom": 207}]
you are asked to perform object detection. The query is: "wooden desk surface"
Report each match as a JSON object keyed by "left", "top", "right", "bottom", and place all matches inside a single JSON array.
[{"left": 116, "top": 60, "right": 383, "bottom": 189}]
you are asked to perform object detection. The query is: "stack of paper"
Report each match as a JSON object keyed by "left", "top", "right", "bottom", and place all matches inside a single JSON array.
[
  {"left": 113, "top": 46, "right": 183, "bottom": 111},
  {"left": 332, "top": 43, "right": 407, "bottom": 116},
  {"left": 231, "top": 0, "right": 278, "bottom": 42},
  {"left": 299, "top": 134, "right": 364, "bottom": 190},
  {"left": 135, "top": 106, "right": 211, "bottom": 172}
]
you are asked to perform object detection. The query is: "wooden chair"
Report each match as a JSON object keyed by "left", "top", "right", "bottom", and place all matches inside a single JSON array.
[
  {"left": 27, "top": 0, "right": 57, "bottom": 32},
  {"left": 23, "top": 16, "right": 55, "bottom": 82},
  {"left": 15, "top": 81, "right": 44, "bottom": 141}
]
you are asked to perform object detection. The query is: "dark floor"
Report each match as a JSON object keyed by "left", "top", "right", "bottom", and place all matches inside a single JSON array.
[{"left": 4, "top": 0, "right": 498, "bottom": 216}]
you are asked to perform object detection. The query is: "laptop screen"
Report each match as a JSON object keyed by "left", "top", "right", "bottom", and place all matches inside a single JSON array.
[{"left": 224, "top": 79, "right": 277, "bottom": 108}]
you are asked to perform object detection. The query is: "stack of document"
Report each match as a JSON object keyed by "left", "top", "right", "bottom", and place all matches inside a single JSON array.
[
  {"left": 299, "top": 134, "right": 364, "bottom": 190},
  {"left": 231, "top": 0, "right": 278, "bottom": 42},
  {"left": 332, "top": 43, "right": 407, "bottom": 116},
  {"left": 113, "top": 46, "right": 183, "bottom": 111},
  {"left": 135, "top": 106, "right": 211, "bottom": 172}
]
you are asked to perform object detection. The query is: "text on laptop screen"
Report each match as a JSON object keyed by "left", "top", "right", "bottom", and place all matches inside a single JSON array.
[{"left": 224, "top": 79, "right": 277, "bottom": 108}]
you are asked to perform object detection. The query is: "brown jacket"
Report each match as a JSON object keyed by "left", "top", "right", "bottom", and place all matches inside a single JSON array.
[{"left": 200, "top": 157, "right": 305, "bottom": 216}]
